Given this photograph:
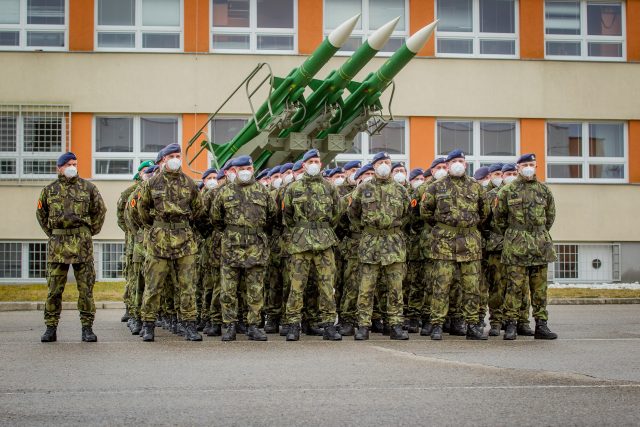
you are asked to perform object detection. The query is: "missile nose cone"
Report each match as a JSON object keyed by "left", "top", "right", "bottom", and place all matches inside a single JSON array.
[
  {"left": 328, "top": 14, "right": 361, "bottom": 48},
  {"left": 367, "top": 16, "right": 400, "bottom": 51},
  {"left": 405, "top": 20, "right": 439, "bottom": 54}
]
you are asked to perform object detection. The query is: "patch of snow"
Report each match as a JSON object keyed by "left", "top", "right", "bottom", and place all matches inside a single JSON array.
[{"left": 549, "top": 282, "right": 640, "bottom": 290}]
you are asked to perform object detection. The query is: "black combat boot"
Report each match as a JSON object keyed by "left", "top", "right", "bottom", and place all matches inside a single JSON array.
[
  {"left": 81, "top": 326, "right": 98, "bottom": 342},
  {"left": 442, "top": 318, "right": 451, "bottom": 333},
  {"left": 323, "top": 324, "right": 342, "bottom": 341},
  {"left": 154, "top": 318, "right": 163, "bottom": 327},
  {"left": 382, "top": 323, "right": 391, "bottom": 336},
  {"left": 517, "top": 321, "right": 534, "bottom": 336},
  {"left": 184, "top": 321, "right": 203, "bottom": 341},
  {"left": 127, "top": 317, "right": 134, "bottom": 331},
  {"left": 450, "top": 318, "right": 466, "bottom": 336},
  {"left": 264, "top": 318, "right": 279, "bottom": 334},
  {"left": 41, "top": 326, "right": 57, "bottom": 342},
  {"left": 202, "top": 321, "right": 213, "bottom": 335},
  {"left": 121, "top": 308, "right": 130, "bottom": 322},
  {"left": 430, "top": 324, "right": 443, "bottom": 340},
  {"left": 131, "top": 319, "right": 142, "bottom": 335},
  {"left": 503, "top": 321, "right": 517, "bottom": 340},
  {"left": 390, "top": 324, "right": 409, "bottom": 340},
  {"left": 176, "top": 321, "right": 186, "bottom": 337},
  {"left": 371, "top": 319, "right": 384, "bottom": 333},
  {"left": 208, "top": 323, "right": 222, "bottom": 337},
  {"left": 420, "top": 322, "right": 433, "bottom": 337},
  {"left": 466, "top": 323, "right": 488, "bottom": 340},
  {"left": 141, "top": 322, "right": 155, "bottom": 342},
  {"left": 222, "top": 323, "right": 237, "bottom": 341},
  {"left": 308, "top": 324, "right": 324, "bottom": 336},
  {"left": 279, "top": 324, "right": 290, "bottom": 336},
  {"left": 247, "top": 325, "right": 268, "bottom": 341},
  {"left": 354, "top": 326, "right": 370, "bottom": 341},
  {"left": 286, "top": 323, "right": 301, "bottom": 341},
  {"left": 170, "top": 315, "right": 178, "bottom": 334},
  {"left": 489, "top": 323, "right": 501, "bottom": 336},
  {"left": 236, "top": 321, "right": 247, "bottom": 335},
  {"left": 162, "top": 315, "right": 170, "bottom": 330},
  {"left": 340, "top": 323, "right": 355, "bottom": 336},
  {"left": 196, "top": 318, "right": 206, "bottom": 332},
  {"left": 407, "top": 319, "right": 420, "bottom": 333},
  {"left": 534, "top": 320, "right": 558, "bottom": 340}
]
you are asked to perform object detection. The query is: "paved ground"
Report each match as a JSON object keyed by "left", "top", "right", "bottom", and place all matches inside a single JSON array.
[{"left": 1, "top": 305, "right": 639, "bottom": 426}]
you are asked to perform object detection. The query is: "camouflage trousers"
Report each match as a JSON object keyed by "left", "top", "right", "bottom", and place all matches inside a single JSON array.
[
  {"left": 484, "top": 253, "right": 505, "bottom": 326},
  {"left": 285, "top": 249, "right": 337, "bottom": 325},
  {"left": 160, "top": 267, "right": 178, "bottom": 317},
  {"left": 334, "top": 247, "right": 345, "bottom": 319},
  {"left": 265, "top": 254, "right": 284, "bottom": 322},
  {"left": 447, "top": 268, "right": 463, "bottom": 320},
  {"left": 302, "top": 264, "right": 320, "bottom": 326},
  {"left": 357, "top": 262, "right": 405, "bottom": 327},
  {"left": 44, "top": 262, "right": 96, "bottom": 327},
  {"left": 141, "top": 255, "right": 197, "bottom": 322},
  {"left": 503, "top": 264, "right": 548, "bottom": 322},
  {"left": 123, "top": 253, "right": 135, "bottom": 310},
  {"left": 220, "top": 264, "right": 265, "bottom": 326},
  {"left": 430, "top": 260, "right": 481, "bottom": 326},
  {"left": 339, "top": 256, "right": 360, "bottom": 325},
  {"left": 129, "top": 261, "right": 146, "bottom": 320},
  {"left": 372, "top": 275, "right": 388, "bottom": 322},
  {"left": 194, "top": 258, "right": 203, "bottom": 320},
  {"left": 202, "top": 265, "right": 222, "bottom": 323},
  {"left": 406, "top": 260, "right": 433, "bottom": 321}
]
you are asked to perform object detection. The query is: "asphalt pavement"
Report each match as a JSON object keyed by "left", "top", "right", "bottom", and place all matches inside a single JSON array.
[{"left": 1, "top": 305, "right": 639, "bottom": 426}]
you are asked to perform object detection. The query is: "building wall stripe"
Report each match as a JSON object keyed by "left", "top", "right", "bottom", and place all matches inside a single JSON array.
[
  {"left": 70, "top": 113, "right": 93, "bottom": 178},
  {"left": 629, "top": 120, "right": 640, "bottom": 183},
  {"left": 410, "top": 0, "right": 435, "bottom": 57},
  {"left": 185, "top": 0, "right": 210, "bottom": 53},
  {"left": 298, "top": 0, "right": 323, "bottom": 55},
  {"left": 628, "top": 0, "right": 640, "bottom": 62},
  {"left": 520, "top": 118, "right": 546, "bottom": 181},
  {"left": 69, "top": 0, "right": 94, "bottom": 51},
  {"left": 409, "top": 116, "right": 435, "bottom": 170},
  {"left": 182, "top": 113, "right": 211, "bottom": 179},
  {"left": 520, "top": 0, "right": 544, "bottom": 60}
]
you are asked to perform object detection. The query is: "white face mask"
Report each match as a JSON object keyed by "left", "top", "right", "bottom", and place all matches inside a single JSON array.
[
  {"left": 63, "top": 166, "right": 77, "bottom": 178},
  {"left": 375, "top": 163, "right": 391, "bottom": 178},
  {"left": 295, "top": 173, "right": 304, "bottom": 181},
  {"left": 283, "top": 173, "right": 293, "bottom": 184},
  {"left": 348, "top": 172, "right": 357, "bottom": 184},
  {"left": 411, "top": 179, "right": 424, "bottom": 189},
  {"left": 272, "top": 177, "right": 282, "bottom": 189},
  {"left": 237, "top": 170, "right": 253, "bottom": 183},
  {"left": 393, "top": 172, "right": 406, "bottom": 184},
  {"left": 503, "top": 175, "right": 517, "bottom": 185},
  {"left": 433, "top": 168, "right": 448, "bottom": 180},
  {"left": 334, "top": 177, "right": 345, "bottom": 186},
  {"left": 362, "top": 176, "right": 373, "bottom": 183},
  {"left": 491, "top": 177, "right": 503, "bottom": 187},
  {"left": 227, "top": 172, "right": 236, "bottom": 183},
  {"left": 205, "top": 179, "right": 218, "bottom": 189},
  {"left": 166, "top": 158, "right": 181, "bottom": 171},
  {"left": 305, "top": 163, "right": 321, "bottom": 176},
  {"left": 520, "top": 166, "right": 536, "bottom": 179},
  {"left": 260, "top": 180, "right": 269, "bottom": 187},
  {"left": 449, "top": 162, "right": 466, "bottom": 177},
  {"left": 481, "top": 180, "right": 490, "bottom": 187}
]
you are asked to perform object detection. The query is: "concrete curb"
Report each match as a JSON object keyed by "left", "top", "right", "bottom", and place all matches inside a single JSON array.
[{"left": 548, "top": 298, "right": 640, "bottom": 305}]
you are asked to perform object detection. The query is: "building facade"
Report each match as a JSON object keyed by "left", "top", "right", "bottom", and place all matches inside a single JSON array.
[{"left": 0, "top": 0, "right": 638, "bottom": 283}]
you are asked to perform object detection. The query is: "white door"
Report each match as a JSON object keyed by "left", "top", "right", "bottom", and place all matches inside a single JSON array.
[{"left": 579, "top": 245, "right": 613, "bottom": 282}]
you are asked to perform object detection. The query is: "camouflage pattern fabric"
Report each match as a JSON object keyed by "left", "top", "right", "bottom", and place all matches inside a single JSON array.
[
  {"left": 44, "top": 262, "right": 96, "bottom": 327},
  {"left": 220, "top": 264, "right": 265, "bottom": 325},
  {"left": 141, "top": 255, "right": 197, "bottom": 322},
  {"left": 405, "top": 260, "right": 433, "bottom": 321},
  {"left": 430, "top": 260, "right": 481, "bottom": 326},
  {"left": 502, "top": 264, "right": 549, "bottom": 321},
  {"left": 484, "top": 253, "right": 505, "bottom": 327},
  {"left": 357, "top": 262, "right": 405, "bottom": 327},
  {"left": 129, "top": 260, "right": 145, "bottom": 320}
]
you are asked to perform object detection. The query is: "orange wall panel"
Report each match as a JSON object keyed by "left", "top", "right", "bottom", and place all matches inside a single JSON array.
[
  {"left": 520, "top": 0, "right": 544, "bottom": 59},
  {"left": 409, "top": 116, "right": 435, "bottom": 169},
  {"left": 298, "top": 0, "right": 323, "bottom": 54},
  {"left": 628, "top": 0, "right": 640, "bottom": 62},
  {"left": 70, "top": 113, "right": 93, "bottom": 179},
  {"left": 629, "top": 121, "right": 640, "bottom": 183},
  {"left": 520, "top": 118, "right": 546, "bottom": 181},
  {"left": 69, "top": 0, "right": 94, "bottom": 51},
  {"left": 185, "top": 0, "right": 210, "bottom": 53},
  {"left": 410, "top": 0, "right": 435, "bottom": 57},
  {"left": 182, "top": 113, "right": 211, "bottom": 180}
]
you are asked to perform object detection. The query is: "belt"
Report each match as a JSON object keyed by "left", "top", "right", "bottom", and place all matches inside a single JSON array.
[
  {"left": 226, "top": 224, "right": 264, "bottom": 235},
  {"left": 363, "top": 226, "right": 401, "bottom": 236},
  {"left": 509, "top": 224, "right": 546, "bottom": 232},
  {"left": 296, "top": 221, "right": 331, "bottom": 230},
  {"left": 51, "top": 226, "right": 89, "bottom": 236},
  {"left": 436, "top": 222, "right": 477, "bottom": 235},
  {"left": 153, "top": 220, "right": 189, "bottom": 230}
]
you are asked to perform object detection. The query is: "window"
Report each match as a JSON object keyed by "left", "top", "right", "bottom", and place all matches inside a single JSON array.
[
  {"left": 96, "top": 0, "right": 182, "bottom": 50},
  {"left": 546, "top": 121, "right": 626, "bottom": 182},
  {"left": 549, "top": 243, "right": 620, "bottom": 283},
  {"left": 545, "top": 1, "right": 624, "bottom": 60},
  {"left": 323, "top": 0, "right": 408, "bottom": 55},
  {"left": 0, "top": 241, "right": 47, "bottom": 281},
  {"left": 436, "top": 0, "right": 518, "bottom": 57},
  {"left": 93, "top": 115, "right": 180, "bottom": 178},
  {"left": 333, "top": 119, "right": 409, "bottom": 167},
  {"left": 0, "top": 0, "right": 67, "bottom": 50},
  {"left": 94, "top": 242, "right": 125, "bottom": 280},
  {"left": 211, "top": 0, "right": 296, "bottom": 53},
  {"left": 203, "top": 117, "right": 249, "bottom": 167},
  {"left": 436, "top": 119, "right": 519, "bottom": 174},
  {"left": 0, "top": 104, "right": 70, "bottom": 180}
]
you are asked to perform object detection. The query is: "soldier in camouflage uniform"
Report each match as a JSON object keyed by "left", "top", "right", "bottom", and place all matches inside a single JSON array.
[
  {"left": 349, "top": 152, "right": 410, "bottom": 341},
  {"left": 264, "top": 166, "right": 285, "bottom": 334},
  {"left": 420, "top": 149, "right": 488, "bottom": 341},
  {"left": 136, "top": 143, "right": 203, "bottom": 342},
  {"left": 404, "top": 168, "right": 426, "bottom": 333},
  {"left": 117, "top": 173, "right": 139, "bottom": 324},
  {"left": 494, "top": 153, "right": 558, "bottom": 340},
  {"left": 282, "top": 149, "right": 342, "bottom": 341},
  {"left": 211, "top": 156, "right": 276, "bottom": 341},
  {"left": 473, "top": 166, "right": 491, "bottom": 327},
  {"left": 37, "top": 152, "right": 107, "bottom": 343}
]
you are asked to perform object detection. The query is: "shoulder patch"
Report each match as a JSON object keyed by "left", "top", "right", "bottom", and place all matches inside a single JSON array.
[
  {"left": 281, "top": 200, "right": 285, "bottom": 210},
  {"left": 411, "top": 198, "right": 417, "bottom": 208},
  {"left": 130, "top": 198, "right": 137, "bottom": 208},
  {"left": 494, "top": 197, "right": 498, "bottom": 209},
  {"left": 421, "top": 192, "right": 426, "bottom": 202},
  {"left": 348, "top": 196, "right": 352, "bottom": 206},
  {"left": 37, "top": 199, "right": 42, "bottom": 209}
]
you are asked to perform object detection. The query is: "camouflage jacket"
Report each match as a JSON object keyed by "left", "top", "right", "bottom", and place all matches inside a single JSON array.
[
  {"left": 338, "top": 191, "right": 362, "bottom": 260},
  {"left": 198, "top": 188, "right": 221, "bottom": 269},
  {"left": 482, "top": 185, "right": 504, "bottom": 253},
  {"left": 137, "top": 169, "right": 203, "bottom": 259},
  {"left": 211, "top": 179, "right": 277, "bottom": 268},
  {"left": 338, "top": 182, "right": 356, "bottom": 198},
  {"left": 407, "top": 185, "right": 427, "bottom": 261},
  {"left": 420, "top": 174, "right": 488, "bottom": 262},
  {"left": 117, "top": 183, "right": 137, "bottom": 256},
  {"left": 36, "top": 175, "right": 107, "bottom": 264},
  {"left": 124, "top": 182, "right": 147, "bottom": 262},
  {"left": 348, "top": 177, "right": 409, "bottom": 266},
  {"left": 494, "top": 175, "right": 557, "bottom": 266},
  {"left": 282, "top": 174, "right": 340, "bottom": 255}
]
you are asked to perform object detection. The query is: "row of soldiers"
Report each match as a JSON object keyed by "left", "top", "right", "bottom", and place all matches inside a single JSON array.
[{"left": 116, "top": 143, "right": 558, "bottom": 342}]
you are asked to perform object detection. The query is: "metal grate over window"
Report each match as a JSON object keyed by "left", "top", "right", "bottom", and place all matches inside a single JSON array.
[
  {"left": 0, "top": 242, "right": 22, "bottom": 279},
  {"left": 550, "top": 243, "right": 621, "bottom": 283},
  {"left": 28, "top": 242, "right": 48, "bottom": 279}
]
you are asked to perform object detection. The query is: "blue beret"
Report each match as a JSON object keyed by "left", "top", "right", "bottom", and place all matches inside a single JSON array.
[
  {"left": 430, "top": 157, "right": 446, "bottom": 168},
  {"left": 216, "top": 170, "right": 226, "bottom": 180},
  {"left": 256, "top": 169, "right": 269, "bottom": 180},
  {"left": 423, "top": 168, "right": 431, "bottom": 177},
  {"left": 322, "top": 169, "right": 330, "bottom": 178},
  {"left": 163, "top": 143, "right": 181, "bottom": 157},
  {"left": 326, "top": 167, "right": 340, "bottom": 178},
  {"left": 57, "top": 152, "right": 77, "bottom": 167},
  {"left": 473, "top": 166, "right": 490, "bottom": 181},
  {"left": 222, "top": 160, "right": 235, "bottom": 171},
  {"left": 146, "top": 165, "right": 159, "bottom": 175},
  {"left": 446, "top": 149, "right": 465, "bottom": 162},
  {"left": 391, "top": 162, "right": 405, "bottom": 172},
  {"left": 155, "top": 149, "right": 165, "bottom": 163},
  {"left": 302, "top": 149, "right": 320, "bottom": 162},
  {"left": 371, "top": 151, "right": 390, "bottom": 164},
  {"left": 409, "top": 168, "right": 424, "bottom": 181},
  {"left": 488, "top": 163, "right": 504, "bottom": 173},
  {"left": 343, "top": 160, "right": 361, "bottom": 170},
  {"left": 501, "top": 163, "right": 516, "bottom": 173},
  {"left": 354, "top": 163, "right": 374, "bottom": 181},
  {"left": 280, "top": 163, "right": 293, "bottom": 174},
  {"left": 293, "top": 160, "right": 304, "bottom": 172},
  {"left": 268, "top": 166, "right": 281, "bottom": 177},
  {"left": 233, "top": 155, "right": 253, "bottom": 167},
  {"left": 197, "top": 182, "right": 204, "bottom": 190},
  {"left": 202, "top": 167, "right": 217, "bottom": 180},
  {"left": 517, "top": 153, "right": 537, "bottom": 164}
]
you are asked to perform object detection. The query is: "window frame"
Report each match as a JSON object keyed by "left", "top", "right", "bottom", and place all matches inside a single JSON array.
[
  {"left": 333, "top": 118, "right": 410, "bottom": 167},
  {"left": 0, "top": 0, "right": 69, "bottom": 51},
  {"left": 548, "top": 242, "right": 621, "bottom": 283},
  {"left": 94, "top": 0, "right": 184, "bottom": 52},
  {"left": 0, "top": 240, "right": 49, "bottom": 283},
  {"left": 435, "top": 0, "right": 520, "bottom": 59},
  {"left": 93, "top": 241, "right": 126, "bottom": 281},
  {"left": 92, "top": 114, "right": 182, "bottom": 180},
  {"left": 545, "top": 120, "right": 628, "bottom": 184},
  {"left": 544, "top": 0, "right": 626, "bottom": 62},
  {"left": 322, "top": 0, "right": 410, "bottom": 57},
  {"left": 210, "top": 0, "right": 298, "bottom": 54}
]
